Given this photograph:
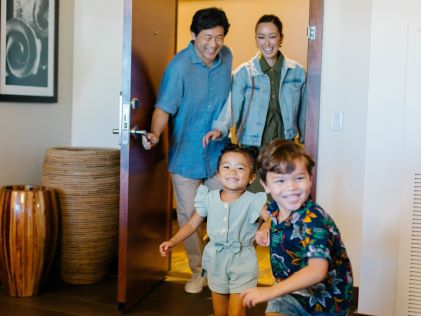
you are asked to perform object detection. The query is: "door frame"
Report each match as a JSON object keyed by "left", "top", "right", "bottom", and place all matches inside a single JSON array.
[{"left": 305, "top": 0, "right": 323, "bottom": 199}]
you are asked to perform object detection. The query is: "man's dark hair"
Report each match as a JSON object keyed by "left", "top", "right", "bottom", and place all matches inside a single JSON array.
[{"left": 190, "top": 7, "right": 230, "bottom": 36}]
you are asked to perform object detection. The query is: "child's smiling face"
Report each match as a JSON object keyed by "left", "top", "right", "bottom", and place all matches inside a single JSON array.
[
  {"left": 261, "top": 158, "right": 312, "bottom": 213},
  {"left": 218, "top": 152, "right": 255, "bottom": 193}
]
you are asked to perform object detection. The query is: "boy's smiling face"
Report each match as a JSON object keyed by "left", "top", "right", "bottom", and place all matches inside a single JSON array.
[{"left": 261, "top": 158, "right": 312, "bottom": 214}]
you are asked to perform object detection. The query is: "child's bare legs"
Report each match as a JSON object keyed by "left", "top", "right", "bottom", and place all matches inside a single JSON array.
[
  {"left": 211, "top": 292, "right": 246, "bottom": 316},
  {"left": 212, "top": 292, "right": 229, "bottom": 316},
  {"left": 229, "top": 294, "right": 246, "bottom": 316}
]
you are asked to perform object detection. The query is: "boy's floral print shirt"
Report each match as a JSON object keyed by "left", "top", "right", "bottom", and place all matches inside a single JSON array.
[{"left": 267, "top": 200, "right": 353, "bottom": 313}]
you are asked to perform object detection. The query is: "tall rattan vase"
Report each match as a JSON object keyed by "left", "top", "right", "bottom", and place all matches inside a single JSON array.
[{"left": 42, "top": 147, "right": 120, "bottom": 284}]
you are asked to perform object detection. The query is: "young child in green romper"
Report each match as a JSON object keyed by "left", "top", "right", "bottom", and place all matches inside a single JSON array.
[{"left": 159, "top": 144, "right": 267, "bottom": 316}]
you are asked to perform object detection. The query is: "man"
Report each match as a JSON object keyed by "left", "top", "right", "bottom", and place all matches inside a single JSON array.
[{"left": 143, "top": 7, "right": 232, "bottom": 294}]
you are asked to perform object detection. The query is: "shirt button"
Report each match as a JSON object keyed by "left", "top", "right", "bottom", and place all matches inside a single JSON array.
[
  {"left": 224, "top": 203, "right": 229, "bottom": 208},
  {"left": 222, "top": 228, "right": 226, "bottom": 233},
  {"left": 272, "top": 94, "right": 276, "bottom": 99},
  {"left": 224, "top": 217, "right": 228, "bottom": 222}
]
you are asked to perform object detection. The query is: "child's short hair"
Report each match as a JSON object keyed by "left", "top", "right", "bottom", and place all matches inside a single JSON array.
[
  {"left": 258, "top": 140, "right": 315, "bottom": 182},
  {"left": 217, "top": 143, "right": 259, "bottom": 174}
]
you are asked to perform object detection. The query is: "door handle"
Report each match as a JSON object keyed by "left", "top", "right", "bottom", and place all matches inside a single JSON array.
[{"left": 130, "top": 126, "right": 147, "bottom": 139}]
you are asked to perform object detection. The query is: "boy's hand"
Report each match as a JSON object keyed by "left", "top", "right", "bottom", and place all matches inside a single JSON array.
[
  {"left": 255, "top": 221, "right": 270, "bottom": 246},
  {"left": 142, "top": 132, "right": 159, "bottom": 150},
  {"left": 241, "top": 286, "right": 273, "bottom": 308},
  {"left": 202, "top": 129, "right": 222, "bottom": 148},
  {"left": 159, "top": 241, "right": 175, "bottom": 257}
]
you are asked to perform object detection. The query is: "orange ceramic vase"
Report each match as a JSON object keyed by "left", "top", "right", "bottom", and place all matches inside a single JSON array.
[{"left": 0, "top": 185, "right": 59, "bottom": 297}]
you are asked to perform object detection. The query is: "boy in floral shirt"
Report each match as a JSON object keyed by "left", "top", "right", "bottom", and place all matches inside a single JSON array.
[{"left": 242, "top": 140, "right": 353, "bottom": 315}]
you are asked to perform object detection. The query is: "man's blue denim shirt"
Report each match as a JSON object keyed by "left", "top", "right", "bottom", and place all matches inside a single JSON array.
[{"left": 156, "top": 42, "right": 232, "bottom": 179}]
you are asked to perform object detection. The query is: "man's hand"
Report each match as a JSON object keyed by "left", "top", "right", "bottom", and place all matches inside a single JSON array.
[
  {"left": 142, "top": 132, "right": 159, "bottom": 150},
  {"left": 202, "top": 129, "right": 222, "bottom": 148}
]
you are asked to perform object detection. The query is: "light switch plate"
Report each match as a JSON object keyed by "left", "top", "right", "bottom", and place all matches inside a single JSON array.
[{"left": 331, "top": 112, "right": 343, "bottom": 131}]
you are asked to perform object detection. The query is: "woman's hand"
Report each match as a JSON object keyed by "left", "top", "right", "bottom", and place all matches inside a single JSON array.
[{"left": 202, "top": 129, "right": 222, "bottom": 148}]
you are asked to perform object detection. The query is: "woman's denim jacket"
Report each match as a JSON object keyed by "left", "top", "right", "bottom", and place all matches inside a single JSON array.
[{"left": 212, "top": 53, "right": 306, "bottom": 145}]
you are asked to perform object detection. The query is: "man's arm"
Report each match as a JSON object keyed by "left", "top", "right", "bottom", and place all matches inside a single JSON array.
[{"left": 143, "top": 108, "right": 169, "bottom": 150}]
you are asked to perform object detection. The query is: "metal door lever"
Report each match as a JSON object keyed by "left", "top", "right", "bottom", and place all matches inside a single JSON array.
[{"left": 130, "top": 126, "right": 147, "bottom": 139}]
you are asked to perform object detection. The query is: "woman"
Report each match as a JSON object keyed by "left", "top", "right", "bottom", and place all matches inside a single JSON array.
[{"left": 203, "top": 14, "right": 306, "bottom": 149}]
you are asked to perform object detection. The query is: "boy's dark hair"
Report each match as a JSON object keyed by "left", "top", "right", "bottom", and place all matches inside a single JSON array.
[
  {"left": 258, "top": 140, "right": 315, "bottom": 182},
  {"left": 255, "top": 14, "right": 283, "bottom": 36},
  {"left": 190, "top": 7, "right": 230, "bottom": 36},
  {"left": 217, "top": 143, "right": 259, "bottom": 174}
]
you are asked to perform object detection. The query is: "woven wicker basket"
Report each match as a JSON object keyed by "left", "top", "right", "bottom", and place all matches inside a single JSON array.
[{"left": 41, "top": 147, "right": 119, "bottom": 284}]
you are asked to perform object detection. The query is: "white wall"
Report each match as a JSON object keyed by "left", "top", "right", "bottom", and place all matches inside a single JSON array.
[
  {"left": 317, "top": 0, "right": 373, "bottom": 291},
  {"left": 359, "top": 1, "right": 421, "bottom": 315},
  {"left": 0, "top": 1, "right": 74, "bottom": 186},
  {"left": 318, "top": 0, "right": 421, "bottom": 315},
  {"left": 71, "top": 1, "right": 123, "bottom": 148}
]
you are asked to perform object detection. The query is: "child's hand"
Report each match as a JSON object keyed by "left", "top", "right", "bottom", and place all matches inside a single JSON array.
[
  {"left": 159, "top": 241, "right": 175, "bottom": 257},
  {"left": 241, "top": 286, "right": 274, "bottom": 308},
  {"left": 202, "top": 129, "right": 222, "bottom": 148},
  {"left": 255, "top": 222, "right": 270, "bottom": 246}
]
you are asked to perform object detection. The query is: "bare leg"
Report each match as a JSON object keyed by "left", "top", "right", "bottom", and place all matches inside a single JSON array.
[
  {"left": 228, "top": 293, "right": 246, "bottom": 316},
  {"left": 212, "top": 291, "right": 229, "bottom": 316}
]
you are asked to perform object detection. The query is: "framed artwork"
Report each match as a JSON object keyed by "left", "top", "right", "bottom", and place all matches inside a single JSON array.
[{"left": 0, "top": 0, "right": 58, "bottom": 102}]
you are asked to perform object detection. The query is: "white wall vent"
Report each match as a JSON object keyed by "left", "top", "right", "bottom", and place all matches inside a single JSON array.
[{"left": 409, "top": 173, "right": 421, "bottom": 315}]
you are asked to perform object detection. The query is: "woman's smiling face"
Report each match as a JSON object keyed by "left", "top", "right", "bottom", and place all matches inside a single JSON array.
[{"left": 255, "top": 22, "right": 283, "bottom": 66}]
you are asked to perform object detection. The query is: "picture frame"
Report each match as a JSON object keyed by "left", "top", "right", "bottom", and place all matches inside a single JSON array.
[{"left": 0, "top": 0, "right": 58, "bottom": 103}]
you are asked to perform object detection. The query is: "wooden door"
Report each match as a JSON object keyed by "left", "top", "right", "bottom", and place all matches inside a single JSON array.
[
  {"left": 117, "top": 0, "right": 177, "bottom": 311},
  {"left": 305, "top": 0, "right": 323, "bottom": 199}
]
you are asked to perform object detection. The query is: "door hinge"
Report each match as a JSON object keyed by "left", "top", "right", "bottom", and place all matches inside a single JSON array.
[{"left": 307, "top": 26, "right": 316, "bottom": 40}]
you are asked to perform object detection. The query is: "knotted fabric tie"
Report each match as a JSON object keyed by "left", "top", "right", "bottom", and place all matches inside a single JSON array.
[{"left": 212, "top": 241, "right": 251, "bottom": 253}]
